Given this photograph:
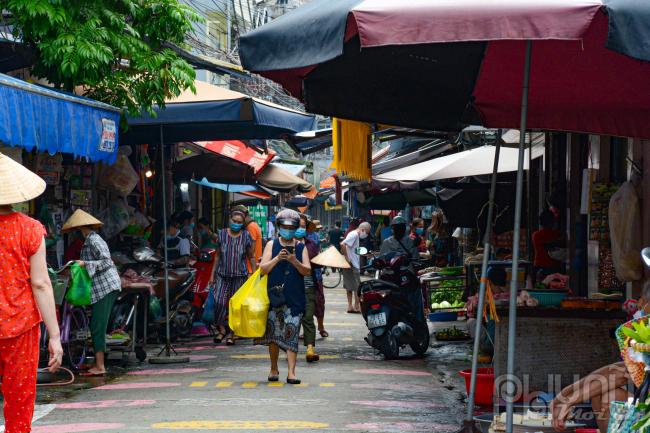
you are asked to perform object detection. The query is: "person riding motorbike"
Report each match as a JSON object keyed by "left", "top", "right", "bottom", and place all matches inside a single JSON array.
[
  {"left": 378, "top": 216, "right": 424, "bottom": 320},
  {"left": 160, "top": 221, "right": 191, "bottom": 267},
  {"left": 379, "top": 216, "right": 419, "bottom": 260}
]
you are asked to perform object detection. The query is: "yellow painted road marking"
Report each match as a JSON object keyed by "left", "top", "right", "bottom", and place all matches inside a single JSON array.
[
  {"left": 267, "top": 382, "right": 284, "bottom": 388},
  {"left": 242, "top": 381, "right": 258, "bottom": 388},
  {"left": 152, "top": 420, "right": 329, "bottom": 430},
  {"left": 215, "top": 381, "right": 233, "bottom": 388},
  {"left": 319, "top": 383, "right": 336, "bottom": 387},
  {"left": 190, "top": 381, "right": 208, "bottom": 388}
]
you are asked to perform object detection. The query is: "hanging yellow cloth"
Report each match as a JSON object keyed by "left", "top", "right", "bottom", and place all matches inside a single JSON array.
[
  {"left": 480, "top": 278, "right": 500, "bottom": 323},
  {"left": 330, "top": 118, "right": 372, "bottom": 181}
]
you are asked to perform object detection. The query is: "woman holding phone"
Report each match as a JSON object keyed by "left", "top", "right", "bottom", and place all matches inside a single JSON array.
[{"left": 258, "top": 209, "right": 311, "bottom": 384}]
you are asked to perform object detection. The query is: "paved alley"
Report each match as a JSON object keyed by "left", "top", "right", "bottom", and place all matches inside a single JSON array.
[{"left": 21, "top": 285, "right": 468, "bottom": 433}]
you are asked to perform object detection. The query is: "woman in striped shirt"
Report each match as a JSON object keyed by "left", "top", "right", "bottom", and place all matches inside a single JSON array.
[{"left": 212, "top": 210, "right": 257, "bottom": 345}]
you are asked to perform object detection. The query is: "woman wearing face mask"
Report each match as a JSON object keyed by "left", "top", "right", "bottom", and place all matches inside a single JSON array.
[
  {"left": 409, "top": 218, "right": 428, "bottom": 253},
  {"left": 258, "top": 209, "right": 311, "bottom": 384},
  {"left": 197, "top": 217, "right": 218, "bottom": 249},
  {"left": 295, "top": 215, "right": 321, "bottom": 363},
  {"left": 212, "top": 210, "right": 256, "bottom": 345}
]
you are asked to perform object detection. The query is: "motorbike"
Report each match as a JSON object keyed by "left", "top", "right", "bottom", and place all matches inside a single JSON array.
[
  {"left": 110, "top": 247, "right": 197, "bottom": 344},
  {"left": 358, "top": 248, "right": 430, "bottom": 359}
]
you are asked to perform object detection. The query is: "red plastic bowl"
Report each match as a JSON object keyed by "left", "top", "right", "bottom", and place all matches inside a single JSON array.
[{"left": 459, "top": 367, "right": 494, "bottom": 406}]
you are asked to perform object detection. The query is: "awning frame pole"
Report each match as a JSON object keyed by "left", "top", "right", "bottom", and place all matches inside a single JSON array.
[
  {"left": 464, "top": 140, "right": 502, "bottom": 424},
  {"left": 160, "top": 126, "right": 172, "bottom": 354},
  {"left": 505, "top": 40, "right": 533, "bottom": 433}
]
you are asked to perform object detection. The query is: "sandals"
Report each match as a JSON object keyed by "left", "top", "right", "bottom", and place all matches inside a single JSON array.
[
  {"left": 268, "top": 375, "right": 279, "bottom": 382},
  {"left": 79, "top": 371, "right": 106, "bottom": 377},
  {"left": 319, "top": 330, "right": 329, "bottom": 338},
  {"left": 287, "top": 377, "right": 302, "bottom": 385},
  {"left": 225, "top": 335, "right": 235, "bottom": 346},
  {"left": 213, "top": 333, "right": 225, "bottom": 344}
]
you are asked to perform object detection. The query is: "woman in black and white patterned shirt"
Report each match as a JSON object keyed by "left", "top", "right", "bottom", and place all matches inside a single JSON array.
[{"left": 62, "top": 209, "right": 121, "bottom": 377}]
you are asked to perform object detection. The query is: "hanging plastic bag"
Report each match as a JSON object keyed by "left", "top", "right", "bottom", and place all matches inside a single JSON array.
[
  {"left": 149, "top": 296, "right": 162, "bottom": 322},
  {"left": 202, "top": 284, "right": 216, "bottom": 324},
  {"left": 229, "top": 270, "right": 269, "bottom": 338},
  {"left": 65, "top": 262, "right": 92, "bottom": 306}
]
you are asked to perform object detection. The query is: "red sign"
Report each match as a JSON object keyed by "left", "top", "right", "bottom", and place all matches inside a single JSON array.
[{"left": 197, "top": 141, "right": 274, "bottom": 174}]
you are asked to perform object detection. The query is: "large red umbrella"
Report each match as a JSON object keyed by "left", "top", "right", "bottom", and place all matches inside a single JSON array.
[{"left": 240, "top": 2, "right": 650, "bottom": 432}]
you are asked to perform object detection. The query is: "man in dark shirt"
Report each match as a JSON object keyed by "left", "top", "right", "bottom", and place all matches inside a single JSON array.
[{"left": 328, "top": 221, "right": 344, "bottom": 252}]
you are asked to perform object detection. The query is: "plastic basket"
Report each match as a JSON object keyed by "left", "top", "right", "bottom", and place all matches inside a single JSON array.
[
  {"left": 428, "top": 311, "right": 458, "bottom": 322},
  {"left": 529, "top": 290, "right": 566, "bottom": 307}
]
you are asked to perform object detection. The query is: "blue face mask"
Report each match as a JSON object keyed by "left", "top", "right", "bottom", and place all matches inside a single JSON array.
[
  {"left": 295, "top": 228, "right": 307, "bottom": 239},
  {"left": 415, "top": 228, "right": 425, "bottom": 236},
  {"left": 230, "top": 223, "right": 243, "bottom": 232},
  {"left": 188, "top": 223, "right": 195, "bottom": 230},
  {"left": 279, "top": 228, "right": 296, "bottom": 240}
]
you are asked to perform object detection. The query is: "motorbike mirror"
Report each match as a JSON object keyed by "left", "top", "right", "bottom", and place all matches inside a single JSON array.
[
  {"left": 642, "top": 247, "right": 650, "bottom": 268},
  {"left": 357, "top": 247, "right": 369, "bottom": 255}
]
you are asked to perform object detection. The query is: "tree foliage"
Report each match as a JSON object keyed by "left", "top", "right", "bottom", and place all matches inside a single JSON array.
[{"left": 4, "top": 0, "right": 204, "bottom": 116}]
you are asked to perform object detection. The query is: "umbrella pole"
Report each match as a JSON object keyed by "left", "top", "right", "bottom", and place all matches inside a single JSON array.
[
  {"left": 505, "top": 40, "right": 533, "bottom": 433},
  {"left": 462, "top": 141, "right": 502, "bottom": 431},
  {"left": 150, "top": 125, "right": 189, "bottom": 364}
]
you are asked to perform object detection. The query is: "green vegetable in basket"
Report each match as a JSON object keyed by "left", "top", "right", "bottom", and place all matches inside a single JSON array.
[{"left": 622, "top": 321, "right": 650, "bottom": 344}]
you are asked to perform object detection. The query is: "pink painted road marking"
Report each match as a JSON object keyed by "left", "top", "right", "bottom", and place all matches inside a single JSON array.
[
  {"left": 350, "top": 400, "right": 446, "bottom": 409},
  {"left": 127, "top": 368, "right": 207, "bottom": 375},
  {"left": 351, "top": 383, "right": 436, "bottom": 392},
  {"left": 190, "top": 345, "right": 229, "bottom": 351},
  {"left": 354, "top": 369, "right": 432, "bottom": 376},
  {"left": 57, "top": 400, "right": 155, "bottom": 409},
  {"left": 346, "top": 422, "right": 457, "bottom": 431},
  {"left": 32, "top": 423, "right": 125, "bottom": 433},
  {"left": 190, "top": 354, "right": 218, "bottom": 361},
  {"left": 95, "top": 382, "right": 180, "bottom": 390}
]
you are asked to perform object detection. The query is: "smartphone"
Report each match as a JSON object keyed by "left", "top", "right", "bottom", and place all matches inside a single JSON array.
[{"left": 284, "top": 246, "right": 295, "bottom": 255}]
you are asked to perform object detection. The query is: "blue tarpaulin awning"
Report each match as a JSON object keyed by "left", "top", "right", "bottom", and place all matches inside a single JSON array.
[
  {"left": 124, "top": 80, "right": 317, "bottom": 144},
  {"left": 0, "top": 73, "right": 121, "bottom": 164},
  {"left": 192, "top": 178, "right": 258, "bottom": 193}
]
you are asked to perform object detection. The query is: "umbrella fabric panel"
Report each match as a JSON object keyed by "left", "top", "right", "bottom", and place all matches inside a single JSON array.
[
  {"left": 362, "top": 190, "right": 436, "bottom": 210},
  {"left": 377, "top": 146, "right": 529, "bottom": 182},
  {"left": 127, "top": 100, "right": 242, "bottom": 126},
  {"left": 351, "top": 0, "right": 601, "bottom": 47},
  {"left": 257, "top": 163, "right": 312, "bottom": 193},
  {"left": 172, "top": 154, "right": 255, "bottom": 185},
  {"left": 474, "top": 13, "right": 650, "bottom": 139},
  {"left": 191, "top": 178, "right": 258, "bottom": 192},
  {"left": 239, "top": 0, "right": 362, "bottom": 72},
  {"left": 604, "top": 0, "right": 650, "bottom": 62},
  {"left": 252, "top": 100, "right": 318, "bottom": 134},
  {"left": 303, "top": 37, "right": 485, "bottom": 131},
  {"left": 0, "top": 73, "right": 120, "bottom": 164}
]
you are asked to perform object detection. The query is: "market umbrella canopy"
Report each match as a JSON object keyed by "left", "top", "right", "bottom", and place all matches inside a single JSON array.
[
  {"left": 257, "top": 163, "right": 312, "bottom": 193},
  {"left": 123, "top": 79, "right": 317, "bottom": 144},
  {"left": 172, "top": 152, "right": 255, "bottom": 185},
  {"left": 240, "top": 0, "right": 650, "bottom": 138},
  {"left": 362, "top": 189, "right": 436, "bottom": 210},
  {"left": 376, "top": 146, "right": 530, "bottom": 182}
]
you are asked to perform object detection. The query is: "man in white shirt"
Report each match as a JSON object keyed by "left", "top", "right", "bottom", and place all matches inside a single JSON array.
[{"left": 340, "top": 222, "right": 371, "bottom": 313}]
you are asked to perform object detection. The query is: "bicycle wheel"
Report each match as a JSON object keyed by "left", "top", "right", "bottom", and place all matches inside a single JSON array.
[
  {"left": 65, "top": 307, "right": 90, "bottom": 369},
  {"left": 322, "top": 267, "right": 342, "bottom": 289}
]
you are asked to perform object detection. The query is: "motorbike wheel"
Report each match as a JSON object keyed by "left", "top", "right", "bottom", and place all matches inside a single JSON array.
[
  {"left": 409, "top": 322, "right": 431, "bottom": 356},
  {"left": 381, "top": 331, "right": 400, "bottom": 360}
]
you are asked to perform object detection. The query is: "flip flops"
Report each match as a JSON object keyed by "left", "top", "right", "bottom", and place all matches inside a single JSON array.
[
  {"left": 319, "top": 330, "right": 329, "bottom": 338},
  {"left": 79, "top": 371, "right": 105, "bottom": 377}
]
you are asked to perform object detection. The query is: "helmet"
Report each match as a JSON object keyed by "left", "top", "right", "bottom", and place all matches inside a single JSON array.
[{"left": 391, "top": 216, "right": 407, "bottom": 226}]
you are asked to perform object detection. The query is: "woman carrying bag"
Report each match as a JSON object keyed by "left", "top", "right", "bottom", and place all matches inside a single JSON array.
[
  {"left": 62, "top": 210, "right": 121, "bottom": 377},
  {"left": 0, "top": 154, "right": 62, "bottom": 433},
  {"left": 258, "top": 209, "right": 311, "bottom": 384}
]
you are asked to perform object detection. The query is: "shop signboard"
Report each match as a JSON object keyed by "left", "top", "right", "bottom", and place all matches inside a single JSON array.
[{"left": 248, "top": 204, "right": 268, "bottom": 238}]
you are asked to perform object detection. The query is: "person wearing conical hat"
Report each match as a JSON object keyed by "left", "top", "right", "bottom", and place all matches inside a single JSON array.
[
  {"left": 62, "top": 209, "right": 121, "bottom": 377},
  {"left": 0, "top": 153, "right": 63, "bottom": 433}
]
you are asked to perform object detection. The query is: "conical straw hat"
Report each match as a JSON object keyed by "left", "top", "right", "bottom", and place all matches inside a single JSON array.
[
  {"left": 311, "top": 246, "right": 350, "bottom": 269},
  {"left": 0, "top": 152, "right": 46, "bottom": 205},
  {"left": 61, "top": 209, "right": 103, "bottom": 233}
]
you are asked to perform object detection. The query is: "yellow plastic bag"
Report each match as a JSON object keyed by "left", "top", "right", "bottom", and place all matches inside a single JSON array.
[{"left": 229, "top": 269, "right": 269, "bottom": 338}]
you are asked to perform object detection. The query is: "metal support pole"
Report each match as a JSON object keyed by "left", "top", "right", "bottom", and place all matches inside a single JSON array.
[
  {"left": 464, "top": 141, "right": 502, "bottom": 426},
  {"left": 505, "top": 40, "right": 533, "bottom": 433},
  {"left": 160, "top": 128, "right": 172, "bottom": 354}
]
